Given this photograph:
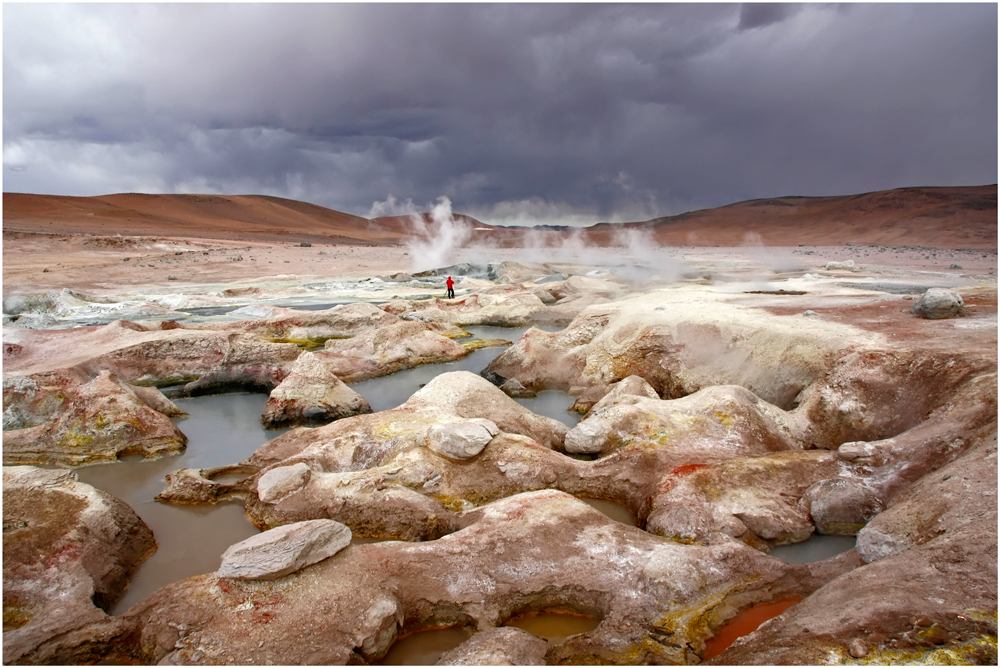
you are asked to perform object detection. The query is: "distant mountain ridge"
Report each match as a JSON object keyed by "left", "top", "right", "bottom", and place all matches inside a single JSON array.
[{"left": 4, "top": 184, "right": 996, "bottom": 248}]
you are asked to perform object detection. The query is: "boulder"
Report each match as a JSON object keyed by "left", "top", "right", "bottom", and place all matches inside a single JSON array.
[
  {"left": 261, "top": 351, "right": 372, "bottom": 427},
  {"left": 216, "top": 519, "right": 352, "bottom": 580},
  {"left": 437, "top": 627, "right": 548, "bottom": 665},
  {"left": 500, "top": 378, "right": 535, "bottom": 398},
  {"left": 257, "top": 462, "right": 312, "bottom": 503},
  {"left": 912, "top": 287, "right": 964, "bottom": 319},
  {"left": 801, "top": 478, "right": 883, "bottom": 535},
  {"left": 426, "top": 420, "right": 498, "bottom": 460},
  {"left": 3, "top": 466, "right": 155, "bottom": 663},
  {"left": 824, "top": 260, "right": 856, "bottom": 271}
]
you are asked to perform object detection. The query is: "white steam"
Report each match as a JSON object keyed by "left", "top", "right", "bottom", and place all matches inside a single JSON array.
[{"left": 406, "top": 196, "right": 471, "bottom": 272}]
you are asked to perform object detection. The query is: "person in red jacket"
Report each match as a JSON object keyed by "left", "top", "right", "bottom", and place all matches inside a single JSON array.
[{"left": 446, "top": 276, "right": 455, "bottom": 299}]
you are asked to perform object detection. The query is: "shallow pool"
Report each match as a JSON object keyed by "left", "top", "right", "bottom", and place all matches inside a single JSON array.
[
  {"left": 769, "top": 534, "right": 856, "bottom": 563},
  {"left": 75, "top": 393, "right": 287, "bottom": 615},
  {"left": 73, "top": 325, "right": 579, "bottom": 616}
]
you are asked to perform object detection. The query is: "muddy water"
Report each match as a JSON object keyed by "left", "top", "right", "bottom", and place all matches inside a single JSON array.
[
  {"left": 769, "top": 534, "right": 856, "bottom": 563},
  {"left": 505, "top": 612, "right": 602, "bottom": 643},
  {"left": 73, "top": 325, "right": 576, "bottom": 617},
  {"left": 580, "top": 498, "right": 637, "bottom": 526},
  {"left": 378, "top": 626, "right": 474, "bottom": 665},
  {"left": 702, "top": 596, "right": 803, "bottom": 660},
  {"left": 75, "top": 393, "right": 288, "bottom": 615}
]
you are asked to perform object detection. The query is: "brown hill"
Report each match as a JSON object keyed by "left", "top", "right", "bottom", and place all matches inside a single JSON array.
[
  {"left": 582, "top": 185, "right": 997, "bottom": 248},
  {"left": 1, "top": 193, "right": 393, "bottom": 245},
  {"left": 4, "top": 185, "right": 996, "bottom": 248}
]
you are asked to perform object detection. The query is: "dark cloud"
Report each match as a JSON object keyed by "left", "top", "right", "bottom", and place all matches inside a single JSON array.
[
  {"left": 3, "top": 4, "right": 996, "bottom": 225},
  {"left": 737, "top": 4, "right": 803, "bottom": 32}
]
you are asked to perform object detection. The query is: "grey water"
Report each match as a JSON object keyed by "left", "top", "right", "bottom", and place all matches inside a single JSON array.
[
  {"left": 73, "top": 324, "right": 579, "bottom": 616},
  {"left": 75, "top": 393, "right": 288, "bottom": 615},
  {"left": 349, "top": 325, "right": 573, "bottom": 416},
  {"left": 769, "top": 534, "right": 856, "bottom": 563}
]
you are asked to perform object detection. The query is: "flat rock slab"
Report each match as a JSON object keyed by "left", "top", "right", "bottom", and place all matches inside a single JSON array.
[{"left": 217, "top": 518, "right": 351, "bottom": 580}]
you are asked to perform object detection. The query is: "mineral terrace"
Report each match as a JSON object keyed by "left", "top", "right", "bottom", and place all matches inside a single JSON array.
[{"left": 3, "top": 220, "right": 997, "bottom": 665}]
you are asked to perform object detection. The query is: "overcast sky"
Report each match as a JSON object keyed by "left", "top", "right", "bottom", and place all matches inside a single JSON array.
[{"left": 3, "top": 3, "right": 997, "bottom": 226}]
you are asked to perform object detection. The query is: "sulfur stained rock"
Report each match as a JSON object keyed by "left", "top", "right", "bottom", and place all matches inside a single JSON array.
[
  {"left": 60, "top": 490, "right": 852, "bottom": 665},
  {"left": 3, "top": 370, "right": 187, "bottom": 466},
  {"left": 712, "top": 433, "right": 997, "bottom": 665},
  {"left": 320, "top": 320, "right": 475, "bottom": 383},
  {"left": 646, "top": 451, "right": 839, "bottom": 545},
  {"left": 564, "top": 384, "right": 807, "bottom": 456},
  {"left": 261, "top": 351, "right": 371, "bottom": 427},
  {"left": 3, "top": 466, "right": 155, "bottom": 663}
]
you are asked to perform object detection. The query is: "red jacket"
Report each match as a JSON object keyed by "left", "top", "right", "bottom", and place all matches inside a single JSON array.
[{"left": 446, "top": 277, "right": 454, "bottom": 289}]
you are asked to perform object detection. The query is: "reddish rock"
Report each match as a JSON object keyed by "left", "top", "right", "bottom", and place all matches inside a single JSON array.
[{"left": 3, "top": 467, "right": 155, "bottom": 663}]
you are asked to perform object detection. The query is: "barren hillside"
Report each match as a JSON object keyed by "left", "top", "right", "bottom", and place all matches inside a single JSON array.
[{"left": 4, "top": 185, "right": 997, "bottom": 249}]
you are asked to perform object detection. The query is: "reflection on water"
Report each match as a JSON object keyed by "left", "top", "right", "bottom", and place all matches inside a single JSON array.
[
  {"left": 75, "top": 393, "right": 288, "bottom": 615},
  {"left": 350, "top": 325, "right": 562, "bottom": 414},
  {"left": 71, "top": 324, "right": 573, "bottom": 616},
  {"left": 505, "top": 612, "right": 601, "bottom": 644},
  {"left": 378, "top": 626, "right": 474, "bottom": 665},
  {"left": 513, "top": 390, "right": 580, "bottom": 428},
  {"left": 703, "top": 596, "right": 803, "bottom": 660},
  {"left": 768, "top": 534, "right": 856, "bottom": 563},
  {"left": 579, "top": 498, "right": 637, "bottom": 526}
]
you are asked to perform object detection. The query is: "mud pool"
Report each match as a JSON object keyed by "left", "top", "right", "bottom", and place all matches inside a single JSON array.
[
  {"left": 75, "top": 323, "right": 579, "bottom": 616},
  {"left": 505, "top": 612, "right": 603, "bottom": 643}
]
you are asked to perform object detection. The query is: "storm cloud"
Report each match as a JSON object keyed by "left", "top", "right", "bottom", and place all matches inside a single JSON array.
[{"left": 3, "top": 3, "right": 996, "bottom": 225}]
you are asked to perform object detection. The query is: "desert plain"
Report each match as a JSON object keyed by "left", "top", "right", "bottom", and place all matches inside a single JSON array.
[{"left": 2, "top": 185, "right": 997, "bottom": 665}]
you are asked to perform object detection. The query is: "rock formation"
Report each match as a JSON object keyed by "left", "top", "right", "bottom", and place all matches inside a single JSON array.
[
  {"left": 260, "top": 351, "right": 371, "bottom": 427},
  {"left": 3, "top": 467, "right": 155, "bottom": 663}
]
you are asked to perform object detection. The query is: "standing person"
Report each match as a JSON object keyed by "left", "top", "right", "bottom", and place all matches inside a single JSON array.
[{"left": 446, "top": 275, "right": 455, "bottom": 299}]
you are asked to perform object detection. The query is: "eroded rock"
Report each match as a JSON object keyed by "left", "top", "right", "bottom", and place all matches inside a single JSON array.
[
  {"left": 63, "top": 491, "right": 853, "bottom": 665},
  {"left": 3, "top": 370, "right": 188, "bottom": 466},
  {"left": 3, "top": 466, "right": 155, "bottom": 663},
  {"left": 261, "top": 351, "right": 371, "bottom": 427}
]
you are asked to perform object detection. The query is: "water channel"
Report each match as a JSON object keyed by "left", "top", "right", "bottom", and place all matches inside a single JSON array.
[
  {"left": 72, "top": 317, "right": 854, "bottom": 639},
  {"left": 75, "top": 324, "right": 577, "bottom": 615}
]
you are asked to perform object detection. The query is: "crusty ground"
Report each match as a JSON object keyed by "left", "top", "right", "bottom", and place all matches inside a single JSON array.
[{"left": 3, "top": 230, "right": 996, "bottom": 295}]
